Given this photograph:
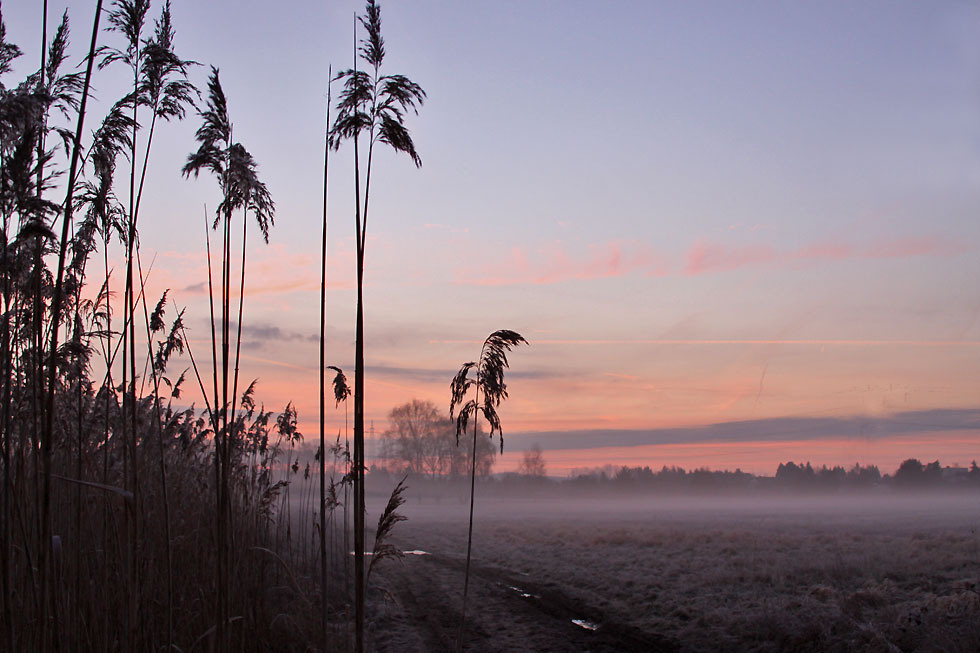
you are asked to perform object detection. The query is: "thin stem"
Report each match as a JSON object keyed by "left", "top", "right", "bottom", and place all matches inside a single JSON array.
[
  {"left": 352, "top": 14, "right": 366, "bottom": 653},
  {"left": 40, "top": 3, "right": 103, "bottom": 649},
  {"left": 319, "top": 66, "right": 332, "bottom": 653},
  {"left": 204, "top": 208, "right": 219, "bottom": 431},
  {"left": 457, "top": 368, "right": 480, "bottom": 652},
  {"left": 134, "top": 247, "right": 173, "bottom": 652},
  {"left": 177, "top": 319, "right": 215, "bottom": 424},
  {"left": 228, "top": 205, "right": 247, "bottom": 444}
]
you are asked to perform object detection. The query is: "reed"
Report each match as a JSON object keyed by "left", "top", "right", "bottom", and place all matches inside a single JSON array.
[
  {"left": 0, "top": 5, "right": 325, "bottom": 649},
  {"left": 327, "top": 3, "right": 425, "bottom": 647},
  {"left": 450, "top": 329, "right": 527, "bottom": 651},
  {"left": 182, "top": 62, "right": 275, "bottom": 650},
  {"left": 367, "top": 476, "right": 408, "bottom": 582}
]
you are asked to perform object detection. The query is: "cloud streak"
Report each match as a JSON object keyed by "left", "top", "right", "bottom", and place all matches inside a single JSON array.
[
  {"left": 685, "top": 235, "right": 964, "bottom": 275},
  {"left": 365, "top": 364, "right": 559, "bottom": 384},
  {"left": 430, "top": 338, "right": 980, "bottom": 347},
  {"left": 164, "top": 242, "right": 355, "bottom": 297},
  {"left": 454, "top": 239, "right": 668, "bottom": 286},
  {"left": 505, "top": 408, "right": 980, "bottom": 451},
  {"left": 240, "top": 323, "right": 318, "bottom": 350},
  {"left": 451, "top": 233, "right": 964, "bottom": 286}
]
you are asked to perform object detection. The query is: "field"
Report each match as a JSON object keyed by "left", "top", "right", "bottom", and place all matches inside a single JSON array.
[{"left": 361, "top": 493, "right": 980, "bottom": 651}]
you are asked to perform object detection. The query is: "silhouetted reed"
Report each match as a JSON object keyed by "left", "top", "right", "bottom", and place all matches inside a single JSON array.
[
  {"left": 0, "top": 4, "right": 321, "bottom": 649},
  {"left": 328, "top": 1, "right": 425, "bottom": 649},
  {"left": 450, "top": 329, "right": 527, "bottom": 650}
]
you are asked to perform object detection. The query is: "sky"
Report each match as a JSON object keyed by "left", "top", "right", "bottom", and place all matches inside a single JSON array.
[{"left": 5, "top": 1, "right": 980, "bottom": 475}]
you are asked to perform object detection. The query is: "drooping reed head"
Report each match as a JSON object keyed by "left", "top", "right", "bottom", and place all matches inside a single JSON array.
[{"left": 449, "top": 329, "right": 527, "bottom": 452}]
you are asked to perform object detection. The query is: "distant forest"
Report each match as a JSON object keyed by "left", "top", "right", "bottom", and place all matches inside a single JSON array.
[
  {"left": 559, "top": 459, "right": 980, "bottom": 493},
  {"left": 367, "top": 456, "right": 980, "bottom": 494}
]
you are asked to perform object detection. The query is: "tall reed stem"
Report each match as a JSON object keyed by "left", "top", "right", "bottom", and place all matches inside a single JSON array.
[
  {"left": 41, "top": 3, "right": 102, "bottom": 649},
  {"left": 457, "top": 375, "right": 480, "bottom": 652},
  {"left": 319, "top": 66, "right": 332, "bottom": 653}
]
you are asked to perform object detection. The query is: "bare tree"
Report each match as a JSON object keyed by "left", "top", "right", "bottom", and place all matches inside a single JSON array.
[
  {"left": 518, "top": 443, "right": 546, "bottom": 478},
  {"left": 380, "top": 399, "right": 495, "bottom": 479}
]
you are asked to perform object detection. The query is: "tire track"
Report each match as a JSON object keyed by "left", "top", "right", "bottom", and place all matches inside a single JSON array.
[{"left": 370, "top": 551, "right": 677, "bottom": 652}]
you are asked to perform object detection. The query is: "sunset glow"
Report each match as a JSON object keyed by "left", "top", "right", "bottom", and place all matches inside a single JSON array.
[{"left": 9, "top": 0, "right": 978, "bottom": 476}]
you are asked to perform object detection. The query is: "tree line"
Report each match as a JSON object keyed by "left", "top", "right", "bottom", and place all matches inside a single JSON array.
[
  {"left": 559, "top": 459, "right": 980, "bottom": 493},
  {"left": 371, "top": 399, "right": 980, "bottom": 495}
]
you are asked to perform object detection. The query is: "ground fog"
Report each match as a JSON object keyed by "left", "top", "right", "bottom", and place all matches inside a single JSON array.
[{"left": 358, "top": 493, "right": 980, "bottom": 651}]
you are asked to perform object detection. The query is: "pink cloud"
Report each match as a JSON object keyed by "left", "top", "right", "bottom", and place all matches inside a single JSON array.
[
  {"left": 685, "top": 241, "right": 776, "bottom": 275},
  {"left": 684, "top": 234, "right": 965, "bottom": 276},
  {"left": 793, "top": 241, "right": 852, "bottom": 261},
  {"left": 453, "top": 231, "right": 966, "bottom": 286},
  {"left": 118, "top": 242, "right": 357, "bottom": 308},
  {"left": 455, "top": 239, "right": 668, "bottom": 286},
  {"left": 864, "top": 235, "right": 962, "bottom": 259}
]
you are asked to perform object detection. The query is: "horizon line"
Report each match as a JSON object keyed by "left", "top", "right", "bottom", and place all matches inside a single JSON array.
[{"left": 430, "top": 339, "right": 980, "bottom": 347}]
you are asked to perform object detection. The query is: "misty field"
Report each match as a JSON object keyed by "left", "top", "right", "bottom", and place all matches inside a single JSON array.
[{"left": 358, "top": 493, "right": 980, "bottom": 652}]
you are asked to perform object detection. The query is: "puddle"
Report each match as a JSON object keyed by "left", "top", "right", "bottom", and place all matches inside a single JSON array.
[
  {"left": 351, "top": 550, "right": 430, "bottom": 556},
  {"left": 505, "top": 584, "right": 540, "bottom": 599},
  {"left": 503, "top": 584, "right": 598, "bottom": 630}
]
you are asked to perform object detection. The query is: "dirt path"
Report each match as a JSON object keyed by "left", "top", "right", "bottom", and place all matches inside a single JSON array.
[{"left": 368, "top": 548, "right": 676, "bottom": 652}]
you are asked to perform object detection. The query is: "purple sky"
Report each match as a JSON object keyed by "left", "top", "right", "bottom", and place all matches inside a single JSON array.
[{"left": 7, "top": 1, "right": 980, "bottom": 473}]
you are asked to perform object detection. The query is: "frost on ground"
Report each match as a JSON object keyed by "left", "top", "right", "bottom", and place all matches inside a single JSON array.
[{"left": 364, "top": 493, "right": 980, "bottom": 652}]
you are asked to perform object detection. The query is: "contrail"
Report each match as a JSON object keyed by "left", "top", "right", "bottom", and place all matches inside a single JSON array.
[{"left": 754, "top": 363, "right": 768, "bottom": 407}]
